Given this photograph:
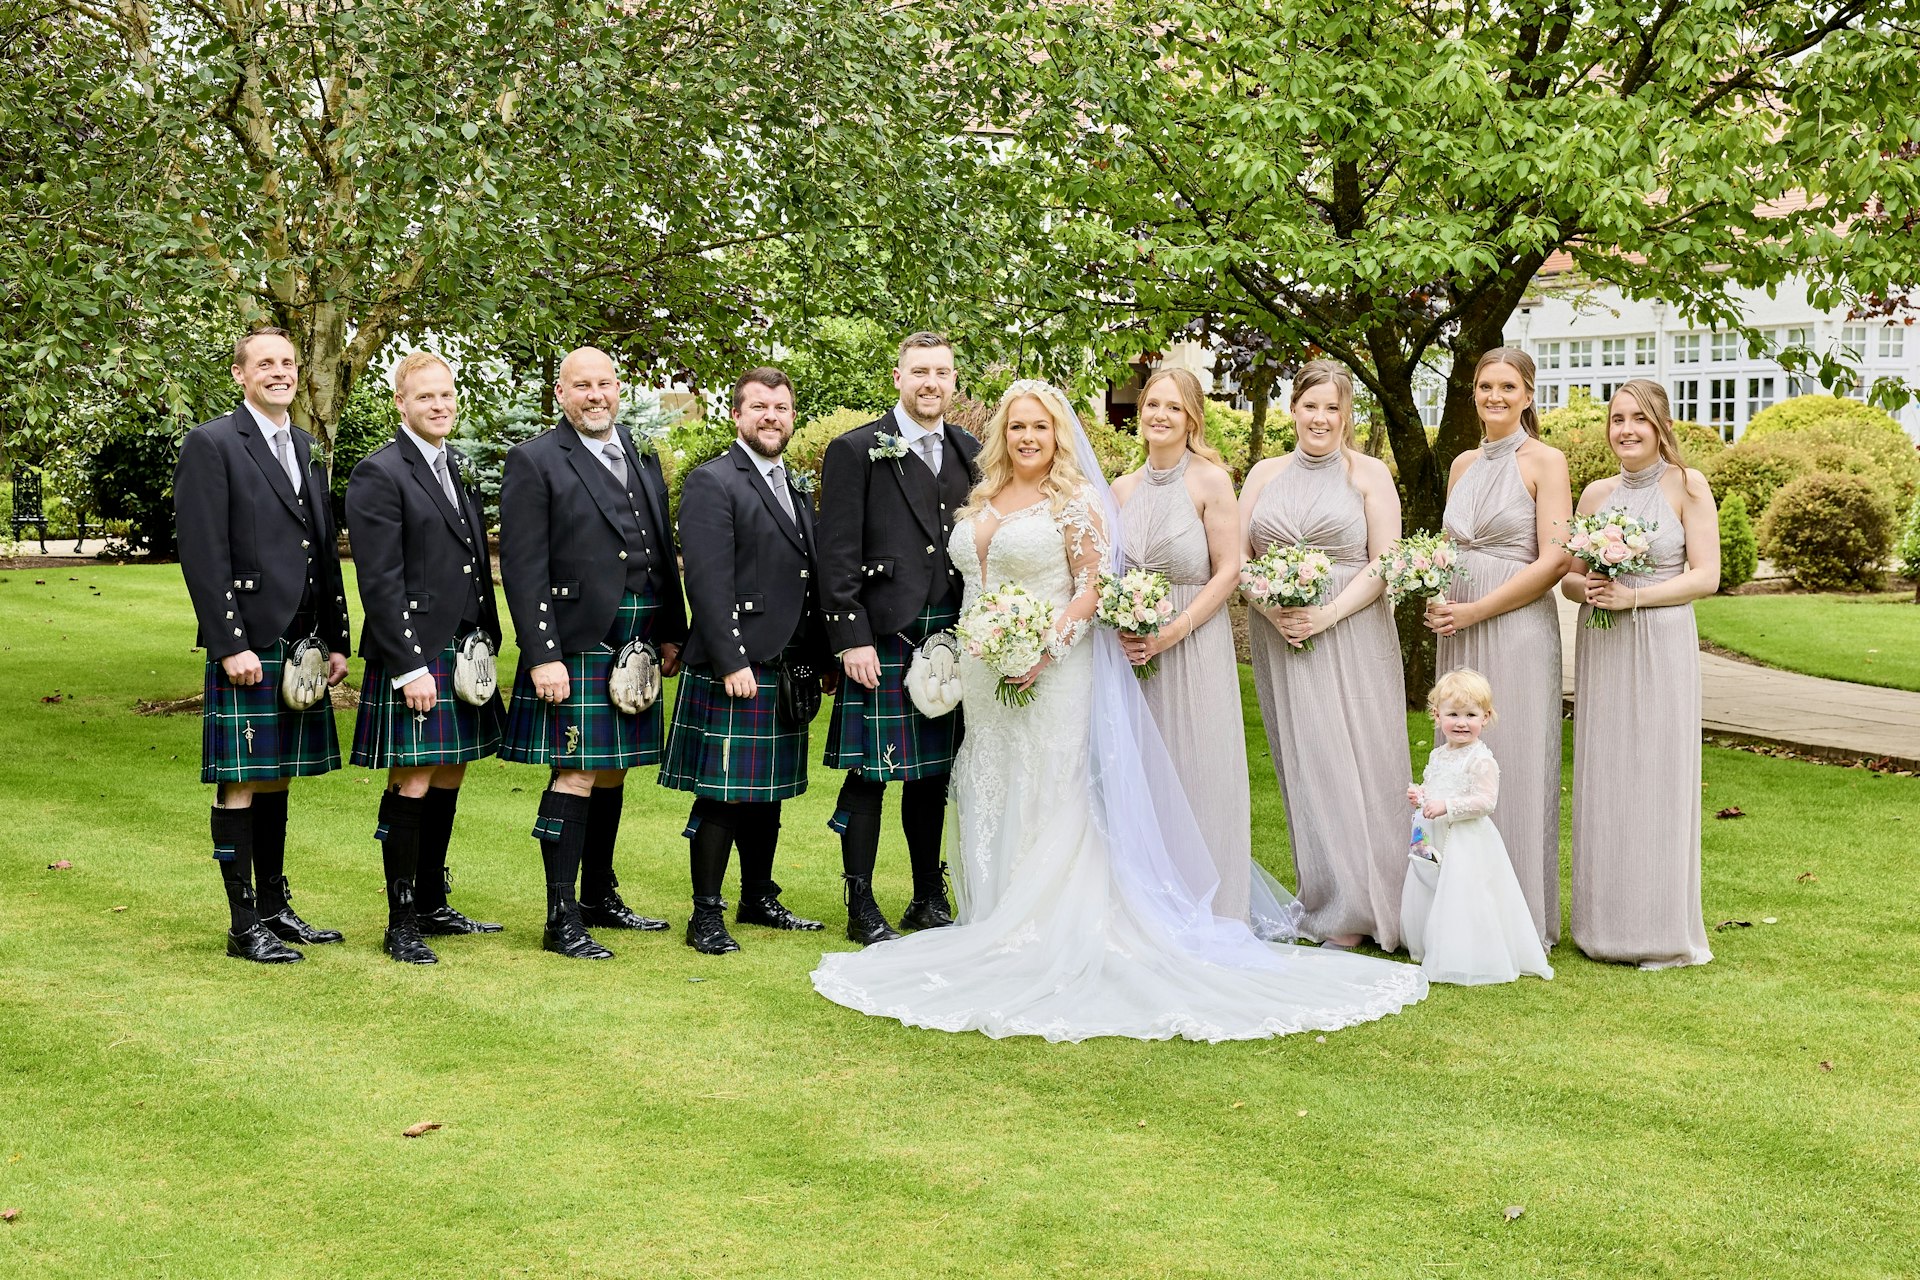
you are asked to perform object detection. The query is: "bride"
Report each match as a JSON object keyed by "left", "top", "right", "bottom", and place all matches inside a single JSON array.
[{"left": 811, "top": 380, "right": 1428, "bottom": 1041}]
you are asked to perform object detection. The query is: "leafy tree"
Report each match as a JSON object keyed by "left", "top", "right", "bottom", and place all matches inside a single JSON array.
[{"left": 781, "top": 319, "right": 901, "bottom": 422}]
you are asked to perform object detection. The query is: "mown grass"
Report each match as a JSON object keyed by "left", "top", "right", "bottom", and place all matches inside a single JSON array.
[
  {"left": 1, "top": 565, "right": 1915, "bottom": 1279},
  {"left": 1695, "top": 592, "right": 1920, "bottom": 693}
]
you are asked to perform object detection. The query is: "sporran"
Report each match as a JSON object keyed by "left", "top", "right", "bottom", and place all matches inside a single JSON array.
[
  {"left": 904, "top": 630, "right": 963, "bottom": 718},
  {"left": 608, "top": 639, "right": 662, "bottom": 715},
  {"left": 452, "top": 629, "right": 499, "bottom": 706},
  {"left": 279, "top": 634, "right": 330, "bottom": 711}
]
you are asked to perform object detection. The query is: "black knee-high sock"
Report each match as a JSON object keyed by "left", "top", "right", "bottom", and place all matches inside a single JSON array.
[
  {"left": 734, "top": 801, "right": 783, "bottom": 898},
  {"left": 415, "top": 786, "right": 460, "bottom": 911},
  {"left": 580, "top": 784, "right": 625, "bottom": 902},
  {"left": 251, "top": 790, "right": 291, "bottom": 912},
  {"left": 687, "top": 798, "right": 736, "bottom": 900},
  {"left": 536, "top": 789, "right": 592, "bottom": 908},
  {"left": 834, "top": 773, "right": 886, "bottom": 880},
  {"left": 211, "top": 805, "right": 257, "bottom": 932},
  {"left": 378, "top": 790, "right": 426, "bottom": 928},
  {"left": 900, "top": 774, "right": 951, "bottom": 899}
]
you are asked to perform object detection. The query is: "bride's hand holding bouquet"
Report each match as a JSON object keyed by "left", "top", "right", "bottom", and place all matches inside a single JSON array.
[{"left": 957, "top": 583, "right": 1059, "bottom": 707}]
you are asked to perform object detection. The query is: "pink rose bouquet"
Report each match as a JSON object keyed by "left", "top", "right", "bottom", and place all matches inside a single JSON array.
[
  {"left": 956, "top": 583, "right": 1058, "bottom": 707},
  {"left": 1373, "top": 532, "right": 1468, "bottom": 606},
  {"left": 1241, "top": 544, "right": 1335, "bottom": 653},
  {"left": 1562, "top": 509, "right": 1659, "bottom": 630},
  {"left": 1095, "top": 568, "right": 1175, "bottom": 679}
]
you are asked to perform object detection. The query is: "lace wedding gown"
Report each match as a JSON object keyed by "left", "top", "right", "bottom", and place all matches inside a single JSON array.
[{"left": 811, "top": 490, "right": 1429, "bottom": 1042}]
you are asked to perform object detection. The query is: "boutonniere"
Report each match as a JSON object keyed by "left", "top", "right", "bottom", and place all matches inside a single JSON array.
[
  {"left": 787, "top": 467, "right": 819, "bottom": 498},
  {"left": 630, "top": 421, "right": 669, "bottom": 457},
  {"left": 869, "top": 431, "right": 909, "bottom": 462}
]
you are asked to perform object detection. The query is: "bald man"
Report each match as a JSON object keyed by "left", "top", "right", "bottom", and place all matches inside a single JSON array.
[{"left": 498, "top": 347, "right": 688, "bottom": 958}]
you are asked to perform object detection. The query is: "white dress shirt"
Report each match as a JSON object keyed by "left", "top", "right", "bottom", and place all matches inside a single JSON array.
[{"left": 243, "top": 401, "right": 301, "bottom": 494}]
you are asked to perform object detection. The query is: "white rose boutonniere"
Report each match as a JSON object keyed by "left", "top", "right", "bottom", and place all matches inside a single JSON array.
[{"left": 869, "top": 431, "right": 909, "bottom": 463}]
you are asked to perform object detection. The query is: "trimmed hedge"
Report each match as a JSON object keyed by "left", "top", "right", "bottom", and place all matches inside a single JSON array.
[
  {"left": 1897, "top": 494, "right": 1920, "bottom": 595},
  {"left": 1758, "top": 471, "right": 1895, "bottom": 591},
  {"left": 1717, "top": 494, "right": 1758, "bottom": 592},
  {"left": 1541, "top": 388, "right": 1725, "bottom": 499}
]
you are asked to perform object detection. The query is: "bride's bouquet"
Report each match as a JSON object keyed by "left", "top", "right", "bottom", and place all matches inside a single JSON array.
[
  {"left": 1240, "top": 545, "right": 1334, "bottom": 652},
  {"left": 1563, "top": 510, "right": 1659, "bottom": 630},
  {"left": 1094, "top": 568, "right": 1174, "bottom": 679},
  {"left": 1373, "top": 532, "right": 1467, "bottom": 606},
  {"left": 956, "top": 583, "right": 1058, "bottom": 707}
]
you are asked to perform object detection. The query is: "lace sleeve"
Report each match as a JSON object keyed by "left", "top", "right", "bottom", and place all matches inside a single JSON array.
[
  {"left": 1047, "top": 492, "right": 1109, "bottom": 658},
  {"left": 1445, "top": 748, "right": 1500, "bottom": 820}
]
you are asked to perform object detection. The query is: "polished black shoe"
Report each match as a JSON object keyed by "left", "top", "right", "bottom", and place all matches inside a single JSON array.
[
  {"left": 258, "top": 877, "right": 344, "bottom": 945},
  {"left": 580, "top": 889, "right": 670, "bottom": 932},
  {"left": 542, "top": 900, "right": 614, "bottom": 960},
  {"left": 686, "top": 897, "right": 741, "bottom": 955},
  {"left": 383, "top": 920, "right": 439, "bottom": 965},
  {"left": 418, "top": 904, "right": 504, "bottom": 936},
  {"left": 736, "top": 891, "right": 825, "bottom": 932},
  {"left": 899, "top": 895, "right": 956, "bottom": 931},
  {"left": 843, "top": 874, "right": 902, "bottom": 946},
  {"left": 227, "top": 923, "right": 303, "bottom": 964}
]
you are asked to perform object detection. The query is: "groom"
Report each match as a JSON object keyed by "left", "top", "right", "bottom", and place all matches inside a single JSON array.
[{"left": 818, "top": 332, "right": 980, "bottom": 944}]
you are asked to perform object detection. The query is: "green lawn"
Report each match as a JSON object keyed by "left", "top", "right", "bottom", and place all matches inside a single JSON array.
[
  {"left": 1696, "top": 592, "right": 1920, "bottom": 693},
  {"left": 2, "top": 566, "right": 1916, "bottom": 1279}
]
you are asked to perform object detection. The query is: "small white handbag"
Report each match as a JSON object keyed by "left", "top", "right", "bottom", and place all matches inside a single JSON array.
[{"left": 904, "top": 631, "right": 963, "bottom": 718}]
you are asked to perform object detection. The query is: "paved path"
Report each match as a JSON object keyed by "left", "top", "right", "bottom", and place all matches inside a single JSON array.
[{"left": 1557, "top": 595, "right": 1920, "bottom": 768}]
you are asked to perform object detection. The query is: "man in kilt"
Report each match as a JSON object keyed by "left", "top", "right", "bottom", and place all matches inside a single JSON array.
[
  {"left": 817, "top": 332, "right": 979, "bottom": 944},
  {"left": 499, "top": 347, "right": 688, "bottom": 960},
  {"left": 345, "top": 351, "right": 507, "bottom": 965},
  {"left": 174, "top": 326, "right": 352, "bottom": 964},
  {"left": 660, "top": 367, "right": 832, "bottom": 955}
]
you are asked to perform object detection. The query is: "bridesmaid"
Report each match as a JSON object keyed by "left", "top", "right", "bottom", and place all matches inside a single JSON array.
[
  {"left": 1240, "top": 361, "right": 1411, "bottom": 951},
  {"left": 1561, "top": 379, "right": 1719, "bottom": 968},
  {"left": 1424, "top": 348, "right": 1573, "bottom": 946},
  {"left": 1111, "top": 368, "right": 1250, "bottom": 921}
]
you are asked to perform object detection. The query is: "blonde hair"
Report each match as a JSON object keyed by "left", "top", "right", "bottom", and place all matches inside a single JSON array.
[
  {"left": 959, "top": 380, "right": 1090, "bottom": 520},
  {"left": 392, "top": 350, "right": 453, "bottom": 395},
  {"left": 1474, "top": 347, "right": 1540, "bottom": 438},
  {"left": 1289, "top": 359, "right": 1356, "bottom": 451},
  {"left": 1139, "top": 367, "right": 1226, "bottom": 468},
  {"left": 1428, "top": 668, "right": 1497, "bottom": 724},
  {"left": 1611, "top": 378, "right": 1706, "bottom": 498}
]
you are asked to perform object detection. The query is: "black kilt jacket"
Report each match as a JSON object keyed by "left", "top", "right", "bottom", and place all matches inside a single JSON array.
[
  {"left": 344, "top": 432, "right": 503, "bottom": 672},
  {"left": 677, "top": 441, "right": 827, "bottom": 675},
  {"left": 816, "top": 413, "right": 980, "bottom": 653},
  {"left": 498, "top": 421, "right": 687, "bottom": 672},
  {"left": 174, "top": 404, "right": 351, "bottom": 662}
]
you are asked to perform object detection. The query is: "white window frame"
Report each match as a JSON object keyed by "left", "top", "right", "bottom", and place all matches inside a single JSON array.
[
  {"left": 1634, "top": 335, "right": 1656, "bottom": 365},
  {"left": 1567, "top": 340, "right": 1594, "bottom": 369},
  {"left": 1709, "top": 377, "right": 1738, "bottom": 431},
  {"left": 1879, "top": 326, "right": 1906, "bottom": 360},
  {"left": 1746, "top": 376, "right": 1776, "bottom": 421},
  {"left": 1710, "top": 331, "right": 1741, "bottom": 363},
  {"left": 1670, "top": 379, "right": 1700, "bottom": 422},
  {"left": 1673, "top": 334, "right": 1702, "bottom": 364},
  {"left": 1537, "top": 341, "right": 1562, "bottom": 370},
  {"left": 1601, "top": 338, "right": 1628, "bottom": 368}
]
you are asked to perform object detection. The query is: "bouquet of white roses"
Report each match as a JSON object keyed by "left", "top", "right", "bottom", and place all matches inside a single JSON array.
[
  {"left": 1563, "top": 510, "right": 1658, "bottom": 630},
  {"left": 1095, "top": 568, "right": 1174, "bottom": 679},
  {"left": 1373, "top": 532, "right": 1467, "bottom": 606},
  {"left": 956, "top": 583, "right": 1058, "bottom": 707},
  {"left": 1240, "top": 545, "right": 1335, "bottom": 652}
]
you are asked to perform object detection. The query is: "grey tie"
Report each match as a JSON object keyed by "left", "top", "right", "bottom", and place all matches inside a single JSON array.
[
  {"left": 768, "top": 463, "right": 796, "bottom": 523},
  {"left": 915, "top": 431, "right": 942, "bottom": 475},
  {"left": 433, "top": 451, "right": 459, "bottom": 507},
  {"left": 602, "top": 442, "right": 628, "bottom": 488},
  {"left": 273, "top": 429, "right": 301, "bottom": 494}
]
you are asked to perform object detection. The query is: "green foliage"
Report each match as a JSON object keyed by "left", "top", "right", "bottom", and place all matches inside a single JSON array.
[
  {"left": 662, "top": 413, "right": 740, "bottom": 525},
  {"left": 330, "top": 379, "right": 399, "bottom": 499},
  {"left": 452, "top": 395, "right": 552, "bottom": 532},
  {"left": 1896, "top": 494, "right": 1920, "bottom": 586},
  {"left": 1714, "top": 433, "right": 1895, "bottom": 526},
  {"left": 86, "top": 408, "right": 185, "bottom": 557},
  {"left": 1716, "top": 494, "right": 1758, "bottom": 593},
  {"left": 787, "top": 407, "right": 874, "bottom": 487},
  {"left": 1198, "top": 401, "right": 1295, "bottom": 478},
  {"left": 1758, "top": 472, "right": 1896, "bottom": 591},
  {"left": 1084, "top": 415, "right": 1141, "bottom": 479},
  {"left": 1541, "top": 389, "right": 1727, "bottom": 501},
  {"left": 1695, "top": 592, "right": 1920, "bottom": 690},
  {"left": 1743, "top": 395, "right": 1907, "bottom": 443},
  {"left": 781, "top": 319, "right": 900, "bottom": 423}
]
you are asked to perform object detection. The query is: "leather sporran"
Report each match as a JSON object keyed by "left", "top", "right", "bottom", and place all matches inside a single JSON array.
[
  {"left": 775, "top": 656, "right": 823, "bottom": 728},
  {"left": 904, "top": 630, "right": 963, "bottom": 718},
  {"left": 279, "top": 635, "right": 330, "bottom": 711},
  {"left": 608, "top": 639, "right": 662, "bottom": 715},
  {"left": 452, "top": 629, "right": 499, "bottom": 706}
]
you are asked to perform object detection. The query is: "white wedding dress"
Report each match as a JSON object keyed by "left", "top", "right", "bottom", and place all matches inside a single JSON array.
[{"left": 811, "top": 487, "right": 1429, "bottom": 1042}]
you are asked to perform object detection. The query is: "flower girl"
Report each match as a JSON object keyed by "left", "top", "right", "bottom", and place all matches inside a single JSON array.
[{"left": 1400, "top": 670, "right": 1554, "bottom": 985}]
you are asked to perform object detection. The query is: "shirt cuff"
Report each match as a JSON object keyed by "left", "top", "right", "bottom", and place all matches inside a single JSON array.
[{"left": 390, "top": 666, "right": 430, "bottom": 690}]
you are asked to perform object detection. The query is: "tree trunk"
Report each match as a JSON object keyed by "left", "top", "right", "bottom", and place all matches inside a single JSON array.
[
  {"left": 541, "top": 351, "right": 556, "bottom": 420},
  {"left": 1373, "top": 365, "right": 1443, "bottom": 707},
  {"left": 1247, "top": 394, "right": 1268, "bottom": 475}
]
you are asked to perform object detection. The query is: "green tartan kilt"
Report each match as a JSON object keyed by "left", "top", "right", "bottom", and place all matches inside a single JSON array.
[
  {"left": 200, "top": 638, "right": 342, "bottom": 783},
  {"left": 500, "top": 591, "right": 666, "bottom": 770},
  {"left": 657, "top": 660, "right": 810, "bottom": 802},
  {"left": 350, "top": 645, "right": 504, "bottom": 769},
  {"left": 823, "top": 600, "right": 962, "bottom": 781}
]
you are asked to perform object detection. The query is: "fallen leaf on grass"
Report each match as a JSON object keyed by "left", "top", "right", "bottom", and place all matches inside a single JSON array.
[
  {"left": 1819, "top": 1061, "right": 1834, "bottom": 1073},
  {"left": 1295, "top": 1109, "right": 1308, "bottom": 1118},
  {"left": 1230, "top": 1101, "right": 1245, "bottom": 1109},
  {"left": 1715, "top": 806, "right": 1746, "bottom": 819},
  {"left": 0, "top": 1208, "right": 17, "bottom": 1222},
  {"left": 402, "top": 1121, "right": 442, "bottom": 1138},
  {"left": 1503, "top": 1205, "right": 1525, "bottom": 1221},
  {"left": 40, "top": 693, "right": 63, "bottom": 704},
  {"left": 1136, "top": 1119, "right": 1147, "bottom": 1128},
  {"left": 110, "top": 906, "right": 127, "bottom": 913},
  {"left": 1761, "top": 916, "right": 1778, "bottom": 924},
  {"left": 1796, "top": 872, "right": 1818, "bottom": 883},
  {"left": 46, "top": 860, "right": 71, "bottom": 871},
  {"left": 1714, "top": 919, "right": 1751, "bottom": 931}
]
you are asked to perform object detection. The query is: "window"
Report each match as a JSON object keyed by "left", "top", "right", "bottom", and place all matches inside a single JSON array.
[
  {"left": 1634, "top": 335, "right": 1656, "bottom": 365},
  {"left": 1787, "top": 374, "right": 1817, "bottom": 398},
  {"left": 1879, "top": 326, "right": 1906, "bottom": 360},
  {"left": 1785, "top": 326, "right": 1812, "bottom": 349},
  {"left": 1567, "top": 340, "right": 1594, "bottom": 369},
  {"left": 1601, "top": 338, "right": 1628, "bottom": 368},
  {"left": 1417, "top": 380, "right": 1444, "bottom": 429},
  {"left": 1673, "top": 334, "right": 1702, "bottom": 364},
  {"left": 1537, "top": 341, "right": 1562, "bottom": 370},
  {"left": 1540, "top": 383, "right": 1563, "bottom": 409},
  {"left": 1840, "top": 324, "right": 1867, "bottom": 359},
  {"left": 1709, "top": 378, "right": 1738, "bottom": 431},
  {"left": 1711, "top": 331, "right": 1742, "bottom": 362},
  {"left": 1600, "top": 381, "right": 1623, "bottom": 402},
  {"left": 1671, "top": 379, "right": 1700, "bottom": 422},
  {"left": 1747, "top": 376, "right": 1776, "bottom": 420}
]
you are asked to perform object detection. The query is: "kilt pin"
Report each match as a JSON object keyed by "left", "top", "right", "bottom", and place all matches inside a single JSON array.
[{"left": 175, "top": 397, "right": 354, "bottom": 962}]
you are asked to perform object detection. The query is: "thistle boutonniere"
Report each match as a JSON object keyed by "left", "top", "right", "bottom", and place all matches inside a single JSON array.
[
  {"left": 787, "top": 467, "right": 819, "bottom": 498},
  {"left": 629, "top": 421, "right": 669, "bottom": 457},
  {"left": 869, "top": 431, "right": 909, "bottom": 463}
]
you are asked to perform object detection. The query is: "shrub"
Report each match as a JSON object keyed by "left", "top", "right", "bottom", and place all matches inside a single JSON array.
[
  {"left": 88, "top": 408, "right": 186, "bottom": 557},
  {"left": 1540, "top": 388, "right": 1724, "bottom": 499},
  {"left": 1896, "top": 494, "right": 1920, "bottom": 598},
  {"left": 787, "top": 406, "right": 874, "bottom": 486},
  {"left": 1714, "top": 432, "right": 1892, "bottom": 525},
  {"left": 1716, "top": 494, "right": 1757, "bottom": 592},
  {"left": 1758, "top": 471, "right": 1895, "bottom": 591},
  {"left": 1200, "top": 400, "right": 1295, "bottom": 478},
  {"left": 330, "top": 377, "right": 397, "bottom": 499},
  {"left": 1743, "top": 394, "right": 1905, "bottom": 442},
  {"left": 781, "top": 317, "right": 899, "bottom": 422}
]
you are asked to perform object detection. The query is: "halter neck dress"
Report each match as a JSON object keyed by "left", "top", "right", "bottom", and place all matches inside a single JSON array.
[
  {"left": 1120, "top": 454, "right": 1252, "bottom": 921},
  {"left": 1246, "top": 448, "right": 1412, "bottom": 950},
  {"left": 1437, "top": 430, "right": 1565, "bottom": 945},
  {"left": 1571, "top": 459, "right": 1712, "bottom": 967}
]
